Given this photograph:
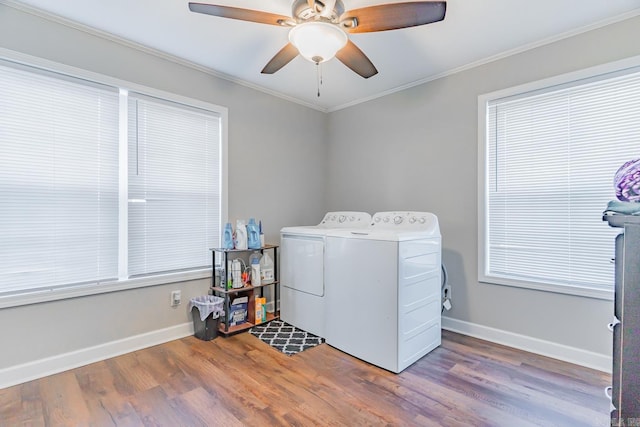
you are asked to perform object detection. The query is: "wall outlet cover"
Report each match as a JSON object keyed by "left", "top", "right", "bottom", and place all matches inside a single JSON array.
[{"left": 171, "top": 290, "right": 181, "bottom": 306}]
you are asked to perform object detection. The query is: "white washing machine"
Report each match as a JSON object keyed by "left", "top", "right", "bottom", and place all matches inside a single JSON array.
[
  {"left": 325, "top": 211, "right": 441, "bottom": 373},
  {"left": 280, "top": 212, "right": 371, "bottom": 337}
]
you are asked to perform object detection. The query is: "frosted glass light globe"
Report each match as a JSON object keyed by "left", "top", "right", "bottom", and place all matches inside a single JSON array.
[{"left": 289, "top": 21, "right": 348, "bottom": 64}]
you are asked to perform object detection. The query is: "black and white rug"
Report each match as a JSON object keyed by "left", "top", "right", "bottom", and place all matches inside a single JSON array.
[{"left": 249, "top": 319, "right": 324, "bottom": 356}]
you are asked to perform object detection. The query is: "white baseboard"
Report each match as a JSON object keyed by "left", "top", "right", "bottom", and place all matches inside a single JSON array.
[
  {"left": 441, "top": 316, "right": 612, "bottom": 373},
  {"left": 0, "top": 322, "right": 194, "bottom": 390}
]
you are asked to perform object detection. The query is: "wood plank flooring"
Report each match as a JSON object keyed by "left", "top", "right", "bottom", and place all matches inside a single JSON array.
[{"left": 0, "top": 329, "right": 612, "bottom": 426}]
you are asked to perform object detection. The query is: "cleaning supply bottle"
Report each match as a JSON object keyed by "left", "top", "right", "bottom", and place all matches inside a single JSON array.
[
  {"left": 222, "top": 222, "right": 234, "bottom": 249},
  {"left": 226, "top": 260, "right": 233, "bottom": 289},
  {"left": 249, "top": 251, "right": 261, "bottom": 266},
  {"left": 259, "top": 220, "right": 265, "bottom": 247},
  {"left": 260, "top": 251, "right": 274, "bottom": 284},
  {"left": 235, "top": 219, "right": 248, "bottom": 250},
  {"left": 247, "top": 218, "right": 261, "bottom": 249},
  {"left": 250, "top": 254, "right": 261, "bottom": 286},
  {"left": 232, "top": 259, "right": 243, "bottom": 289}
]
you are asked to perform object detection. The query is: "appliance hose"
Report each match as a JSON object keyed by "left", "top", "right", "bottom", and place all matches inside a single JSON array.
[{"left": 441, "top": 263, "right": 450, "bottom": 312}]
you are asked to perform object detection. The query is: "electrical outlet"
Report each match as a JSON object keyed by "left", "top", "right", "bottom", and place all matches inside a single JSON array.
[{"left": 171, "top": 290, "right": 181, "bottom": 307}]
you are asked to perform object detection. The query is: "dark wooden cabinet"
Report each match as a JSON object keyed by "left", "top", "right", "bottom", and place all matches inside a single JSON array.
[{"left": 604, "top": 216, "right": 640, "bottom": 425}]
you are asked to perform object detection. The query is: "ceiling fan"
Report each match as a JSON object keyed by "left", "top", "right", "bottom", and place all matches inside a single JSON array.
[{"left": 188, "top": 0, "right": 447, "bottom": 79}]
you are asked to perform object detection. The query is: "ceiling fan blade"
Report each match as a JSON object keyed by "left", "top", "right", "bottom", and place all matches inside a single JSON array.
[
  {"left": 335, "top": 40, "right": 378, "bottom": 79},
  {"left": 340, "top": 1, "right": 446, "bottom": 34},
  {"left": 261, "top": 43, "right": 299, "bottom": 74},
  {"left": 189, "top": 2, "right": 291, "bottom": 26}
]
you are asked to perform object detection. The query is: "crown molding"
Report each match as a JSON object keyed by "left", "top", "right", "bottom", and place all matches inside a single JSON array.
[{"left": 0, "top": 0, "right": 328, "bottom": 112}]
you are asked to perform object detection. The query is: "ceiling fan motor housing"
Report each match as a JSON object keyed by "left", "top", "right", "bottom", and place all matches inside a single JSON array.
[{"left": 292, "top": 0, "right": 345, "bottom": 22}]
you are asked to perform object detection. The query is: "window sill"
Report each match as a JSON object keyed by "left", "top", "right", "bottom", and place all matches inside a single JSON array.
[
  {"left": 479, "top": 274, "right": 614, "bottom": 301},
  {"left": 0, "top": 269, "right": 212, "bottom": 309}
]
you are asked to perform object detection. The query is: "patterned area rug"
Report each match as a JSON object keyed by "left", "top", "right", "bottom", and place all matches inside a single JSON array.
[{"left": 249, "top": 319, "right": 324, "bottom": 355}]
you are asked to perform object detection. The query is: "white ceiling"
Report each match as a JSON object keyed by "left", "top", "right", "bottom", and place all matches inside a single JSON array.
[{"left": 9, "top": 0, "right": 640, "bottom": 111}]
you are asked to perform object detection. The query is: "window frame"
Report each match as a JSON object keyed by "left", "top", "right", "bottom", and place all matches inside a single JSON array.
[
  {"left": 0, "top": 48, "right": 228, "bottom": 309},
  {"left": 478, "top": 54, "right": 640, "bottom": 301}
]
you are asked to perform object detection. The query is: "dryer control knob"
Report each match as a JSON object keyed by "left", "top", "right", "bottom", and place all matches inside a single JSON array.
[
  {"left": 383, "top": 217, "right": 390, "bottom": 223},
  {"left": 394, "top": 216, "right": 403, "bottom": 225},
  {"left": 339, "top": 215, "right": 346, "bottom": 223},
  {"left": 375, "top": 217, "right": 381, "bottom": 222},
  {"left": 419, "top": 217, "right": 426, "bottom": 224},
  {"left": 409, "top": 217, "right": 416, "bottom": 224}
]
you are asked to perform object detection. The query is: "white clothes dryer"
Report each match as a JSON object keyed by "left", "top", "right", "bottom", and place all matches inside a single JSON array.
[
  {"left": 280, "top": 212, "right": 371, "bottom": 337},
  {"left": 325, "top": 212, "right": 441, "bottom": 373}
]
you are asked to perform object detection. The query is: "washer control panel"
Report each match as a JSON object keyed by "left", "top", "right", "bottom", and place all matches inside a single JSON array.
[
  {"left": 371, "top": 212, "right": 435, "bottom": 230},
  {"left": 319, "top": 211, "right": 372, "bottom": 228}
]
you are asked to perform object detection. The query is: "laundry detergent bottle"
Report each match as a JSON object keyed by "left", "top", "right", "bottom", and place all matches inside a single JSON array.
[
  {"left": 235, "top": 219, "right": 248, "bottom": 250},
  {"left": 247, "top": 218, "right": 261, "bottom": 249},
  {"left": 222, "top": 222, "right": 234, "bottom": 249}
]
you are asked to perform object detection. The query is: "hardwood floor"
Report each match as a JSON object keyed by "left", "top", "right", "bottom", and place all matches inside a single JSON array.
[{"left": 0, "top": 329, "right": 611, "bottom": 426}]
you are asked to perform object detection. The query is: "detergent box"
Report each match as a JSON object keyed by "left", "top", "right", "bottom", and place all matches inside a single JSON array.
[{"left": 229, "top": 296, "right": 248, "bottom": 326}]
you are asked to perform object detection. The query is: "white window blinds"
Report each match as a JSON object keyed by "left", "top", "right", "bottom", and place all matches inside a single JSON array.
[
  {"left": 127, "top": 95, "right": 221, "bottom": 277},
  {"left": 0, "top": 63, "right": 119, "bottom": 294},
  {"left": 484, "top": 68, "right": 640, "bottom": 295},
  {"left": 0, "top": 57, "right": 225, "bottom": 304}
]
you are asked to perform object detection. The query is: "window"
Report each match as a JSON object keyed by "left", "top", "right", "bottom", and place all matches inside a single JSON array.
[
  {"left": 0, "top": 57, "right": 226, "bottom": 304},
  {"left": 478, "top": 60, "right": 640, "bottom": 299},
  {"left": 0, "top": 64, "right": 120, "bottom": 293},
  {"left": 127, "top": 95, "right": 221, "bottom": 277}
]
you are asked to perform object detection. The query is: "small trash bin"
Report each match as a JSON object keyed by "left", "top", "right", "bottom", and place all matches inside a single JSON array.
[{"left": 189, "top": 295, "right": 224, "bottom": 341}]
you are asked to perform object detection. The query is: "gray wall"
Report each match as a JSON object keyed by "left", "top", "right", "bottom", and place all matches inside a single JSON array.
[
  {"left": 326, "top": 15, "right": 640, "bottom": 357},
  {"left": 2, "top": 1, "right": 639, "bottom": 377},
  {"left": 0, "top": 4, "right": 326, "bottom": 370}
]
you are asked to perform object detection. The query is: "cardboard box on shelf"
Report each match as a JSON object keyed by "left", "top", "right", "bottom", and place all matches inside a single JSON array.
[
  {"left": 229, "top": 296, "right": 248, "bottom": 326},
  {"left": 255, "top": 297, "right": 267, "bottom": 323}
]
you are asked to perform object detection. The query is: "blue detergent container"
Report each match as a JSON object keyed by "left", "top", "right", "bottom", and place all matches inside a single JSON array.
[
  {"left": 247, "top": 218, "right": 261, "bottom": 249},
  {"left": 222, "top": 223, "right": 234, "bottom": 249}
]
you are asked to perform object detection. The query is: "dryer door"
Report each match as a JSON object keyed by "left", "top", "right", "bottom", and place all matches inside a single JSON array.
[{"left": 281, "top": 234, "right": 324, "bottom": 296}]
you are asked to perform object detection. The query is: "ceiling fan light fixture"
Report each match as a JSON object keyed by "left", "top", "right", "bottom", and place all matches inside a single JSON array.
[{"left": 289, "top": 21, "right": 348, "bottom": 64}]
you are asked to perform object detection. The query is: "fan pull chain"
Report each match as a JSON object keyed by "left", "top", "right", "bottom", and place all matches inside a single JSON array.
[{"left": 316, "top": 62, "right": 322, "bottom": 97}]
